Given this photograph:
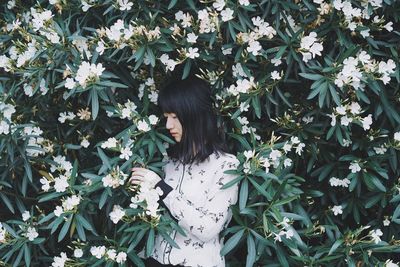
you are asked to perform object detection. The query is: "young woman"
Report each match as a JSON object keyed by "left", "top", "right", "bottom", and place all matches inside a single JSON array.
[{"left": 130, "top": 77, "right": 239, "bottom": 267}]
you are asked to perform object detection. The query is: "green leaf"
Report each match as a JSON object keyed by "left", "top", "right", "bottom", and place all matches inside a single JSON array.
[
  {"left": 146, "top": 228, "right": 155, "bottom": 257},
  {"left": 58, "top": 215, "right": 73, "bottom": 242},
  {"left": 299, "top": 73, "right": 324, "bottom": 80},
  {"left": 239, "top": 179, "right": 248, "bottom": 211},
  {"left": 97, "top": 147, "right": 111, "bottom": 170},
  {"left": 90, "top": 89, "right": 99, "bottom": 120},
  {"left": 328, "top": 239, "right": 343, "bottom": 255},
  {"left": 246, "top": 234, "right": 256, "bottom": 267},
  {"left": 220, "top": 229, "right": 244, "bottom": 256}
]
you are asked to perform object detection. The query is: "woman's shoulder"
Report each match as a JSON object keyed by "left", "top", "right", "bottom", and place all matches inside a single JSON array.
[{"left": 208, "top": 151, "right": 239, "bottom": 169}]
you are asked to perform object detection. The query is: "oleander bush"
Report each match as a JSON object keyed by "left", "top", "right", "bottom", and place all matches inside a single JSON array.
[{"left": 1, "top": 0, "right": 400, "bottom": 266}]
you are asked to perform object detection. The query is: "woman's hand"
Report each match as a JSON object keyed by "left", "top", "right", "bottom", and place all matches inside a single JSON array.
[{"left": 129, "top": 167, "right": 161, "bottom": 187}]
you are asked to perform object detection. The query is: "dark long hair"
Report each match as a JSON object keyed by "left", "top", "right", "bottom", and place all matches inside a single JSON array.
[{"left": 158, "top": 76, "right": 228, "bottom": 164}]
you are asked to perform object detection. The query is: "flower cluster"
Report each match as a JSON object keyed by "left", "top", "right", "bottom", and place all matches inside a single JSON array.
[
  {"left": 23, "top": 125, "right": 46, "bottom": 157},
  {"left": 109, "top": 205, "right": 125, "bottom": 224},
  {"left": 90, "top": 245, "right": 127, "bottom": 263},
  {"left": 332, "top": 0, "right": 392, "bottom": 37},
  {"left": 0, "top": 102, "right": 16, "bottom": 135},
  {"left": 335, "top": 51, "right": 396, "bottom": 90},
  {"left": 130, "top": 174, "right": 163, "bottom": 218},
  {"left": 329, "top": 177, "right": 351, "bottom": 188},
  {"left": 331, "top": 205, "right": 343, "bottom": 216},
  {"left": 328, "top": 102, "right": 372, "bottom": 131},
  {"left": 54, "top": 195, "right": 81, "bottom": 217},
  {"left": 23, "top": 226, "right": 39, "bottom": 241},
  {"left": 102, "top": 166, "right": 128, "bottom": 188},
  {"left": 237, "top": 16, "right": 276, "bottom": 56},
  {"left": 0, "top": 223, "right": 7, "bottom": 243},
  {"left": 273, "top": 217, "right": 295, "bottom": 242},
  {"left": 242, "top": 136, "right": 305, "bottom": 174},
  {"left": 299, "top": 32, "right": 323, "bottom": 63},
  {"left": 40, "top": 156, "right": 73, "bottom": 192},
  {"left": 64, "top": 61, "right": 105, "bottom": 89}
]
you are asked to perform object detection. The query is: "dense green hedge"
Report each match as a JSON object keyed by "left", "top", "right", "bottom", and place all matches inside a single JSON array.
[{"left": 1, "top": 0, "right": 400, "bottom": 266}]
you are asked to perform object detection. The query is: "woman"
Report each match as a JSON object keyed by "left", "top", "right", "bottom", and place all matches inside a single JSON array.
[{"left": 130, "top": 77, "right": 239, "bottom": 267}]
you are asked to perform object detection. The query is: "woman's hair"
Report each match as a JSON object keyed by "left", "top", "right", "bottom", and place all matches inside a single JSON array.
[{"left": 158, "top": 76, "right": 228, "bottom": 164}]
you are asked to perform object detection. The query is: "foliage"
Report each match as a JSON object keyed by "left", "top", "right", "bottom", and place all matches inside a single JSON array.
[{"left": 1, "top": 0, "right": 400, "bottom": 266}]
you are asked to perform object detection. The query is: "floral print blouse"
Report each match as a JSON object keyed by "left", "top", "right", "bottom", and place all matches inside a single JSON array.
[{"left": 151, "top": 151, "right": 239, "bottom": 267}]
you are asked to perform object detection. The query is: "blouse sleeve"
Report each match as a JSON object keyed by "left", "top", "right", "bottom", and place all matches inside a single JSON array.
[{"left": 161, "top": 158, "right": 239, "bottom": 243}]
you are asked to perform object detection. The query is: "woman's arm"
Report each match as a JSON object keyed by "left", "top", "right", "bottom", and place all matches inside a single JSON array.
[{"left": 160, "top": 159, "right": 239, "bottom": 243}]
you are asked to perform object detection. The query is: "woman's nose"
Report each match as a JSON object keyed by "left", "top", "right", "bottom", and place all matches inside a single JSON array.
[{"left": 166, "top": 117, "right": 173, "bottom": 129}]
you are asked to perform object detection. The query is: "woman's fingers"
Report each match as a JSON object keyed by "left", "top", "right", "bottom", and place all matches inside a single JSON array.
[
  {"left": 131, "top": 168, "right": 148, "bottom": 177},
  {"left": 129, "top": 175, "right": 145, "bottom": 184}
]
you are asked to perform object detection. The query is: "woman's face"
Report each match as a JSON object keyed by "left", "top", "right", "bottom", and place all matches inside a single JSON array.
[{"left": 164, "top": 112, "right": 183, "bottom": 142}]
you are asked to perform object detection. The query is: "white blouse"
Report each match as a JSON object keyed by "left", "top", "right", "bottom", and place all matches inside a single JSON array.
[{"left": 151, "top": 151, "right": 239, "bottom": 267}]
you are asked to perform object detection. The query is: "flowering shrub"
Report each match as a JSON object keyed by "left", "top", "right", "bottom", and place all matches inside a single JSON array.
[{"left": 1, "top": 0, "right": 400, "bottom": 266}]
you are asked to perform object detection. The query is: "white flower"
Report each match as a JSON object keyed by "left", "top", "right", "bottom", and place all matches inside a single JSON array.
[
  {"left": 360, "top": 29, "right": 370, "bottom": 38},
  {"left": 361, "top": 114, "right": 372, "bottom": 130},
  {"left": 90, "top": 246, "right": 106, "bottom": 259},
  {"left": 63, "top": 195, "right": 81, "bottom": 211},
  {"left": 373, "top": 145, "right": 387, "bottom": 155},
  {"left": 271, "top": 58, "right": 282, "bottom": 66},
  {"left": 340, "top": 116, "right": 352, "bottom": 126},
  {"left": 40, "top": 177, "right": 51, "bottom": 192},
  {"left": 331, "top": 205, "right": 343, "bottom": 216},
  {"left": 239, "top": 102, "right": 250, "bottom": 112},
  {"left": 186, "top": 47, "right": 200, "bottom": 59},
  {"left": 269, "top": 149, "right": 282, "bottom": 161},
  {"left": 244, "top": 150, "right": 254, "bottom": 160},
  {"left": 329, "top": 177, "right": 351, "bottom": 188},
  {"left": 300, "top": 32, "right": 323, "bottom": 62},
  {"left": 186, "top": 32, "right": 198, "bottom": 43},
  {"left": 349, "top": 102, "right": 361, "bottom": 115},
  {"left": 394, "top": 132, "right": 400, "bottom": 142},
  {"left": 0, "top": 121, "right": 10, "bottom": 135},
  {"left": 54, "top": 176, "right": 69, "bottom": 192},
  {"left": 0, "top": 223, "right": 6, "bottom": 242},
  {"left": 384, "top": 22, "right": 393, "bottom": 32},
  {"left": 383, "top": 218, "right": 390, "bottom": 227},
  {"left": 7, "top": 0, "right": 16, "bottom": 9},
  {"left": 81, "top": 0, "right": 93, "bottom": 12},
  {"left": 284, "top": 158, "right": 292, "bottom": 168},
  {"left": 24, "top": 227, "right": 39, "bottom": 241},
  {"left": 349, "top": 162, "right": 361, "bottom": 173},
  {"left": 370, "top": 229, "right": 383, "bottom": 244},
  {"left": 148, "top": 115, "right": 159, "bottom": 125},
  {"left": 285, "top": 229, "right": 294, "bottom": 239},
  {"left": 335, "top": 106, "right": 347, "bottom": 115},
  {"left": 80, "top": 138, "right": 90, "bottom": 148},
  {"left": 116, "top": 252, "right": 127, "bottom": 263},
  {"left": 385, "top": 259, "right": 399, "bottom": 267},
  {"left": 295, "top": 143, "right": 305, "bottom": 155},
  {"left": 247, "top": 40, "right": 262, "bottom": 56},
  {"left": 24, "top": 84, "right": 33, "bottom": 97},
  {"left": 239, "top": 0, "right": 250, "bottom": 6},
  {"left": 118, "top": 0, "right": 133, "bottom": 11},
  {"left": 74, "top": 248, "right": 83, "bottom": 258},
  {"left": 302, "top": 116, "right": 314, "bottom": 124},
  {"left": 101, "top": 137, "right": 118, "bottom": 149},
  {"left": 65, "top": 78, "right": 76, "bottom": 89},
  {"left": 213, "top": 0, "right": 225, "bottom": 11},
  {"left": 119, "top": 146, "right": 132, "bottom": 160},
  {"left": 222, "top": 47, "right": 232, "bottom": 55},
  {"left": 221, "top": 8, "right": 234, "bottom": 22},
  {"left": 137, "top": 120, "right": 151, "bottom": 132},
  {"left": 22, "top": 211, "right": 30, "bottom": 221},
  {"left": 271, "top": 71, "right": 281, "bottom": 80},
  {"left": 106, "top": 249, "right": 117, "bottom": 260},
  {"left": 54, "top": 206, "right": 64, "bottom": 217},
  {"left": 52, "top": 252, "right": 68, "bottom": 267}
]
